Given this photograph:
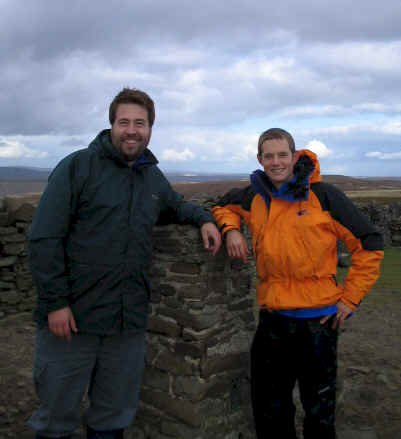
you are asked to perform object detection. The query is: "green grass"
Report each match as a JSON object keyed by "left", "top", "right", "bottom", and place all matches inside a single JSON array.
[
  {"left": 350, "top": 197, "right": 401, "bottom": 204},
  {"left": 337, "top": 247, "right": 401, "bottom": 305}
]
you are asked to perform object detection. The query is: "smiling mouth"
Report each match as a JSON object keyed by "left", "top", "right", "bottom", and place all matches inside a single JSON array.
[
  {"left": 123, "top": 135, "right": 142, "bottom": 142},
  {"left": 122, "top": 139, "right": 142, "bottom": 148}
]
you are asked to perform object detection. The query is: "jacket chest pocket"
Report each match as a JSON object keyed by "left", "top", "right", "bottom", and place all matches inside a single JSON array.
[
  {"left": 292, "top": 211, "right": 337, "bottom": 274},
  {"left": 294, "top": 210, "right": 335, "bottom": 245},
  {"left": 133, "top": 194, "right": 162, "bottom": 227},
  {"left": 261, "top": 209, "right": 337, "bottom": 278},
  {"left": 77, "top": 177, "right": 130, "bottom": 219}
]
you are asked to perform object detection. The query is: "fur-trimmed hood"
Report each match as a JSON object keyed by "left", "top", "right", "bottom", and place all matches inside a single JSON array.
[{"left": 297, "top": 149, "right": 321, "bottom": 184}]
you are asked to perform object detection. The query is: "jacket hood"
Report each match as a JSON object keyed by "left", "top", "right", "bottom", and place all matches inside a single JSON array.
[
  {"left": 297, "top": 149, "right": 321, "bottom": 184},
  {"left": 250, "top": 148, "right": 322, "bottom": 202},
  {"left": 89, "top": 129, "right": 158, "bottom": 168}
]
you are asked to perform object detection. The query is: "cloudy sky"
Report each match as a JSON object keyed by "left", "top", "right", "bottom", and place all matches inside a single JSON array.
[{"left": 1, "top": 0, "right": 401, "bottom": 176}]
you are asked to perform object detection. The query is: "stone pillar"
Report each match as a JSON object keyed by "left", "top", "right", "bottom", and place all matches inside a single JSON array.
[{"left": 128, "top": 223, "right": 256, "bottom": 439}]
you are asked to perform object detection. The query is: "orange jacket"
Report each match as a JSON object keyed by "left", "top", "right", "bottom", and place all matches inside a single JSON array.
[{"left": 212, "top": 150, "right": 383, "bottom": 312}]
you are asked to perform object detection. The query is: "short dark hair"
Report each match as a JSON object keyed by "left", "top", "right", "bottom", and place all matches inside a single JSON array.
[
  {"left": 109, "top": 88, "right": 155, "bottom": 127},
  {"left": 258, "top": 128, "right": 295, "bottom": 156}
]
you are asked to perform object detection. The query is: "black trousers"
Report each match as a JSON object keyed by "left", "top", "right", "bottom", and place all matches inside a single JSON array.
[{"left": 251, "top": 311, "right": 338, "bottom": 439}]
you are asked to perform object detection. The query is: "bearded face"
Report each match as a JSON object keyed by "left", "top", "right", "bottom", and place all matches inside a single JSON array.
[{"left": 110, "top": 103, "right": 152, "bottom": 164}]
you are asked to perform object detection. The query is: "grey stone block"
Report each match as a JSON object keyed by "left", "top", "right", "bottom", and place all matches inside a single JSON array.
[
  {"left": 161, "top": 420, "right": 200, "bottom": 439},
  {"left": 201, "top": 352, "right": 248, "bottom": 378},
  {"left": 154, "top": 350, "right": 195, "bottom": 376},
  {"left": 338, "top": 427, "right": 378, "bottom": 439},
  {"left": 141, "top": 389, "right": 202, "bottom": 427},
  {"left": 170, "top": 262, "right": 201, "bottom": 275},
  {"left": 147, "top": 315, "right": 181, "bottom": 337},
  {"left": 142, "top": 367, "right": 170, "bottom": 392}
]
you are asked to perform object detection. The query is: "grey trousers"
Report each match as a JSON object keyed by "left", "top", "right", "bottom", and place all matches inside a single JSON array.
[{"left": 28, "top": 327, "right": 146, "bottom": 438}]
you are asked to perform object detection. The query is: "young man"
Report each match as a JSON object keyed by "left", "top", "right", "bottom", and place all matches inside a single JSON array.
[
  {"left": 212, "top": 128, "right": 383, "bottom": 439},
  {"left": 28, "top": 88, "right": 221, "bottom": 439}
]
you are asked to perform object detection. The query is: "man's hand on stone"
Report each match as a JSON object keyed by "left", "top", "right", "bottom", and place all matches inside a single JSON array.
[
  {"left": 201, "top": 222, "right": 222, "bottom": 256},
  {"left": 48, "top": 306, "right": 78, "bottom": 342},
  {"left": 226, "top": 230, "right": 250, "bottom": 263}
]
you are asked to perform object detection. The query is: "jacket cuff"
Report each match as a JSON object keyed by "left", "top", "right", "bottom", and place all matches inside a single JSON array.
[
  {"left": 220, "top": 226, "right": 241, "bottom": 237},
  {"left": 199, "top": 218, "right": 218, "bottom": 228},
  {"left": 46, "top": 297, "right": 70, "bottom": 314},
  {"left": 198, "top": 211, "right": 217, "bottom": 227},
  {"left": 339, "top": 296, "right": 360, "bottom": 311}
]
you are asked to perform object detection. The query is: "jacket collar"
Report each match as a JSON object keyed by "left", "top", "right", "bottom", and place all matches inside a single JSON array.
[{"left": 89, "top": 129, "right": 159, "bottom": 168}]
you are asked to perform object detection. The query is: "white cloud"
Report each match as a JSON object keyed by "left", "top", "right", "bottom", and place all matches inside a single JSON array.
[
  {"left": 228, "top": 58, "right": 296, "bottom": 83},
  {"left": 311, "top": 42, "right": 401, "bottom": 74},
  {"left": 366, "top": 151, "right": 383, "bottom": 158},
  {"left": 161, "top": 148, "right": 195, "bottom": 161},
  {"left": 166, "top": 131, "right": 259, "bottom": 160},
  {"left": 0, "top": 139, "right": 48, "bottom": 159},
  {"left": 354, "top": 103, "right": 401, "bottom": 114},
  {"left": 366, "top": 151, "right": 401, "bottom": 160},
  {"left": 139, "top": 46, "right": 206, "bottom": 66},
  {"left": 325, "top": 165, "right": 347, "bottom": 174},
  {"left": 381, "top": 121, "right": 401, "bottom": 135},
  {"left": 231, "top": 142, "right": 258, "bottom": 162},
  {"left": 279, "top": 105, "right": 345, "bottom": 118},
  {"left": 305, "top": 140, "right": 333, "bottom": 158},
  {"left": 301, "top": 120, "right": 401, "bottom": 137}
]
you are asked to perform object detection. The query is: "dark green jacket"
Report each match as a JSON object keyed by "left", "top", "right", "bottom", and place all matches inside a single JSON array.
[{"left": 29, "top": 129, "right": 214, "bottom": 334}]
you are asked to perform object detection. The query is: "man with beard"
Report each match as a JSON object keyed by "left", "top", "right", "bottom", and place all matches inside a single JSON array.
[{"left": 28, "top": 88, "right": 221, "bottom": 439}]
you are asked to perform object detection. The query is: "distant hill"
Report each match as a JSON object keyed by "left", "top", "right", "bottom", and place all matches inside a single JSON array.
[
  {"left": 0, "top": 166, "right": 399, "bottom": 198},
  {"left": 0, "top": 167, "right": 51, "bottom": 181},
  {"left": 0, "top": 166, "right": 398, "bottom": 184},
  {"left": 164, "top": 172, "right": 249, "bottom": 184}
]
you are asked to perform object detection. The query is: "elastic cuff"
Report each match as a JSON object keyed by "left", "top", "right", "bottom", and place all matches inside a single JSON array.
[
  {"left": 221, "top": 226, "right": 240, "bottom": 236},
  {"left": 45, "top": 298, "right": 70, "bottom": 314},
  {"left": 340, "top": 297, "right": 359, "bottom": 310}
]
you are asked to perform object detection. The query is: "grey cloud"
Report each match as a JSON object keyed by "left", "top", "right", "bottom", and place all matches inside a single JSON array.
[
  {"left": 2, "top": 0, "right": 401, "bottom": 64},
  {"left": 1, "top": 0, "right": 401, "bottom": 148},
  {"left": 60, "top": 137, "right": 86, "bottom": 147}
]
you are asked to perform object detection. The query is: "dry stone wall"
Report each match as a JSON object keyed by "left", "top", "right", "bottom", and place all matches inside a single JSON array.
[
  {"left": 0, "top": 193, "right": 257, "bottom": 438},
  {"left": 0, "top": 193, "right": 400, "bottom": 438},
  {"left": 0, "top": 194, "right": 41, "bottom": 319},
  {"left": 355, "top": 200, "right": 401, "bottom": 247}
]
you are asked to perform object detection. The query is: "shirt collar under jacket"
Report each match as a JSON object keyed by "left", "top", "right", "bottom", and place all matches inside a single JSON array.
[{"left": 131, "top": 153, "right": 149, "bottom": 168}]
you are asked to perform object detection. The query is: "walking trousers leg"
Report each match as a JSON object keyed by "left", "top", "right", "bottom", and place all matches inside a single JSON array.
[
  {"left": 28, "top": 328, "right": 98, "bottom": 438},
  {"left": 251, "top": 312, "right": 338, "bottom": 439},
  {"left": 85, "top": 330, "right": 146, "bottom": 431},
  {"left": 250, "top": 311, "right": 298, "bottom": 439},
  {"left": 298, "top": 317, "right": 338, "bottom": 439},
  {"left": 29, "top": 328, "right": 146, "bottom": 438}
]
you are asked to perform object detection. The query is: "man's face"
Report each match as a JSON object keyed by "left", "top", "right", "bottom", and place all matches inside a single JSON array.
[
  {"left": 257, "top": 138, "right": 299, "bottom": 189},
  {"left": 110, "top": 103, "right": 152, "bottom": 164}
]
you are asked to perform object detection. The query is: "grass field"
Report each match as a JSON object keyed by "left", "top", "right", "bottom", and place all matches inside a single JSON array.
[
  {"left": 337, "top": 247, "right": 401, "bottom": 305},
  {"left": 345, "top": 190, "right": 401, "bottom": 199},
  {"left": 345, "top": 189, "right": 401, "bottom": 204}
]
